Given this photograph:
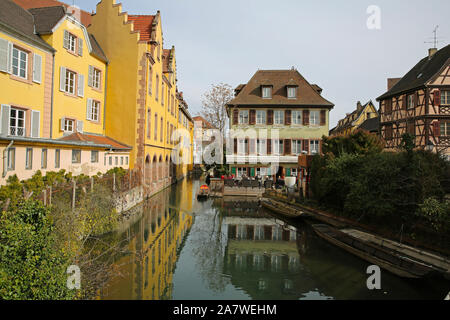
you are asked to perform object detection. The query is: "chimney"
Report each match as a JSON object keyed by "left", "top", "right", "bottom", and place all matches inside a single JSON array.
[
  {"left": 428, "top": 48, "right": 438, "bottom": 60},
  {"left": 387, "top": 78, "right": 401, "bottom": 91}
]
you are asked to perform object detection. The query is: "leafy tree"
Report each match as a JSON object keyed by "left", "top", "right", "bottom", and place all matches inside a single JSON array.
[
  {"left": 0, "top": 201, "right": 74, "bottom": 300},
  {"left": 322, "top": 129, "right": 384, "bottom": 157}
]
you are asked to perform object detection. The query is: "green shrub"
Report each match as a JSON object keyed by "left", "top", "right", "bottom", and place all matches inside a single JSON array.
[{"left": 0, "top": 200, "right": 74, "bottom": 300}]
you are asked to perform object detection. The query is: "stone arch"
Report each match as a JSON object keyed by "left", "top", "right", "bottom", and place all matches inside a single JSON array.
[
  {"left": 165, "top": 155, "right": 169, "bottom": 179},
  {"left": 159, "top": 155, "right": 163, "bottom": 181},
  {"left": 152, "top": 155, "right": 157, "bottom": 182},
  {"left": 145, "top": 154, "right": 151, "bottom": 185}
]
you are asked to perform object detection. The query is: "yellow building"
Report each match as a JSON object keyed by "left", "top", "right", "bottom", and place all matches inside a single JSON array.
[
  {"left": 0, "top": 1, "right": 130, "bottom": 184},
  {"left": 27, "top": 6, "right": 108, "bottom": 139},
  {"left": 330, "top": 101, "right": 378, "bottom": 136},
  {"left": 89, "top": 0, "right": 193, "bottom": 196}
]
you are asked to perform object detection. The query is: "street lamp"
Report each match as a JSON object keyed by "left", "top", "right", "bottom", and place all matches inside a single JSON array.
[{"left": 426, "top": 140, "right": 435, "bottom": 152}]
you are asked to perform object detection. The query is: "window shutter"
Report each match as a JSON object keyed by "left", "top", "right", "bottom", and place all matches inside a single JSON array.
[
  {"left": 233, "top": 138, "right": 237, "bottom": 154},
  {"left": 433, "top": 121, "right": 440, "bottom": 137},
  {"left": 88, "top": 65, "right": 94, "bottom": 87},
  {"left": 402, "top": 95, "right": 407, "bottom": 109},
  {"left": 414, "top": 92, "right": 418, "bottom": 107},
  {"left": 249, "top": 110, "right": 256, "bottom": 125},
  {"left": 233, "top": 109, "right": 239, "bottom": 125},
  {"left": 63, "top": 30, "right": 69, "bottom": 49},
  {"left": 60, "top": 118, "right": 65, "bottom": 131},
  {"left": 0, "top": 38, "right": 9, "bottom": 73},
  {"left": 434, "top": 90, "right": 441, "bottom": 107},
  {"left": 78, "top": 38, "right": 83, "bottom": 56},
  {"left": 249, "top": 139, "right": 256, "bottom": 154},
  {"left": 0, "top": 104, "right": 11, "bottom": 136},
  {"left": 285, "top": 110, "right": 291, "bottom": 125},
  {"left": 303, "top": 139, "right": 309, "bottom": 154},
  {"left": 267, "top": 139, "right": 272, "bottom": 155},
  {"left": 303, "top": 110, "right": 310, "bottom": 126},
  {"left": 76, "top": 120, "right": 84, "bottom": 133},
  {"left": 86, "top": 98, "right": 93, "bottom": 120},
  {"left": 284, "top": 139, "right": 291, "bottom": 155},
  {"left": 31, "top": 110, "right": 40, "bottom": 138},
  {"left": 267, "top": 110, "right": 274, "bottom": 125},
  {"left": 32, "top": 53, "right": 42, "bottom": 83},
  {"left": 320, "top": 110, "right": 326, "bottom": 126},
  {"left": 60, "top": 67, "right": 66, "bottom": 92},
  {"left": 77, "top": 74, "right": 84, "bottom": 97}
]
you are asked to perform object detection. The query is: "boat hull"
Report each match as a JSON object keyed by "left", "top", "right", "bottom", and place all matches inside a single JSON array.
[{"left": 312, "top": 224, "right": 438, "bottom": 279}]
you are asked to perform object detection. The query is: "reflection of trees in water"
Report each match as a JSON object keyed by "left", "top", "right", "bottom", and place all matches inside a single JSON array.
[{"left": 190, "top": 202, "right": 229, "bottom": 293}]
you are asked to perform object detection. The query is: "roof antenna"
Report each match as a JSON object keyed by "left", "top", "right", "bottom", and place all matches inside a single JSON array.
[{"left": 424, "top": 25, "right": 439, "bottom": 49}]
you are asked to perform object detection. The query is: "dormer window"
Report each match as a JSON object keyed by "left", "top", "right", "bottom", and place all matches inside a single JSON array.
[
  {"left": 262, "top": 86, "right": 272, "bottom": 99},
  {"left": 287, "top": 86, "right": 297, "bottom": 99}
]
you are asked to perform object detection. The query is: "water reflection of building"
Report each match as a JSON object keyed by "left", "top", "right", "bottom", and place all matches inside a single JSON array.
[
  {"left": 101, "top": 189, "right": 193, "bottom": 300},
  {"left": 223, "top": 215, "right": 307, "bottom": 300}
]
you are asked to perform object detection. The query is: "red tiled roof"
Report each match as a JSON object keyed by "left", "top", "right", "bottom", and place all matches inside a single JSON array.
[
  {"left": 193, "top": 116, "right": 216, "bottom": 129},
  {"left": 13, "top": 0, "right": 92, "bottom": 26},
  {"left": 59, "top": 133, "right": 132, "bottom": 150},
  {"left": 127, "top": 15, "right": 155, "bottom": 42}
]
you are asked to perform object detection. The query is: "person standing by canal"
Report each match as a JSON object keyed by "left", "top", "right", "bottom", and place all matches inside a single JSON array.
[{"left": 206, "top": 174, "right": 211, "bottom": 186}]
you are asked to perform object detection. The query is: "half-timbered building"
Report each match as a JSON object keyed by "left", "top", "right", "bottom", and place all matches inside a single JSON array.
[{"left": 377, "top": 45, "right": 450, "bottom": 158}]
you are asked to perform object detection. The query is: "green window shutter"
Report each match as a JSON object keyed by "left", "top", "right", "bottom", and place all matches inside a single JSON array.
[
  {"left": 250, "top": 167, "right": 255, "bottom": 177},
  {"left": 287, "top": 168, "right": 291, "bottom": 177},
  {"left": 231, "top": 167, "right": 236, "bottom": 175}
]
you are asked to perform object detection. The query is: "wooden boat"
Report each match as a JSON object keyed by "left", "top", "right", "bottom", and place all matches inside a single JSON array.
[
  {"left": 341, "top": 228, "right": 450, "bottom": 279},
  {"left": 312, "top": 224, "right": 443, "bottom": 279},
  {"left": 261, "top": 198, "right": 305, "bottom": 219},
  {"left": 197, "top": 185, "right": 210, "bottom": 200}
]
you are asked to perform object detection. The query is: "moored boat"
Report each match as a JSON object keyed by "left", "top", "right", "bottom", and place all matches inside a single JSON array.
[
  {"left": 197, "top": 185, "right": 210, "bottom": 200},
  {"left": 312, "top": 224, "right": 444, "bottom": 279},
  {"left": 261, "top": 198, "right": 305, "bottom": 219}
]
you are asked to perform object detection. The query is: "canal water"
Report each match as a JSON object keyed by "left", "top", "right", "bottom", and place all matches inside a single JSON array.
[{"left": 99, "top": 178, "right": 449, "bottom": 300}]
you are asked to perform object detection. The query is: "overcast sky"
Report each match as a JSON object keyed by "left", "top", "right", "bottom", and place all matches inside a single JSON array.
[{"left": 76, "top": 0, "right": 449, "bottom": 128}]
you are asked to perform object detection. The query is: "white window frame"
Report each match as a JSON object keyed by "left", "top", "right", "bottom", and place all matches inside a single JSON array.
[
  {"left": 310, "top": 140, "right": 319, "bottom": 155},
  {"left": 9, "top": 107, "right": 26, "bottom": 137},
  {"left": 68, "top": 33, "right": 77, "bottom": 53},
  {"left": 64, "top": 119, "right": 75, "bottom": 133},
  {"left": 292, "top": 111, "right": 302, "bottom": 125},
  {"left": 239, "top": 110, "right": 249, "bottom": 124},
  {"left": 256, "top": 110, "right": 266, "bottom": 125},
  {"left": 238, "top": 139, "right": 246, "bottom": 154},
  {"left": 274, "top": 140, "right": 284, "bottom": 155},
  {"left": 274, "top": 110, "right": 284, "bottom": 125},
  {"left": 292, "top": 140, "right": 302, "bottom": 155},
  {"left": 65, "top": 69, "right": 76, "bottom": 94},
  {"left": 92, "top": 68, "right": 101, "bottom": 89},
  {"left": 262, "top": 86, "right": 272, "bottom": 99},
  {"left": 89, "top": 100, "right": 100, "bottom": 122},
  {"left": 310, "top": 111, "right": 320, "bottom": 126},
  {"left": 12, "top": 47, "right": 28, "bottom": 79},
  {"left": 287, "top": 86, "right": 297, "bottom": 99},
  {"left": 257, "top": 139, "right": 266, "bottom": 155}
]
